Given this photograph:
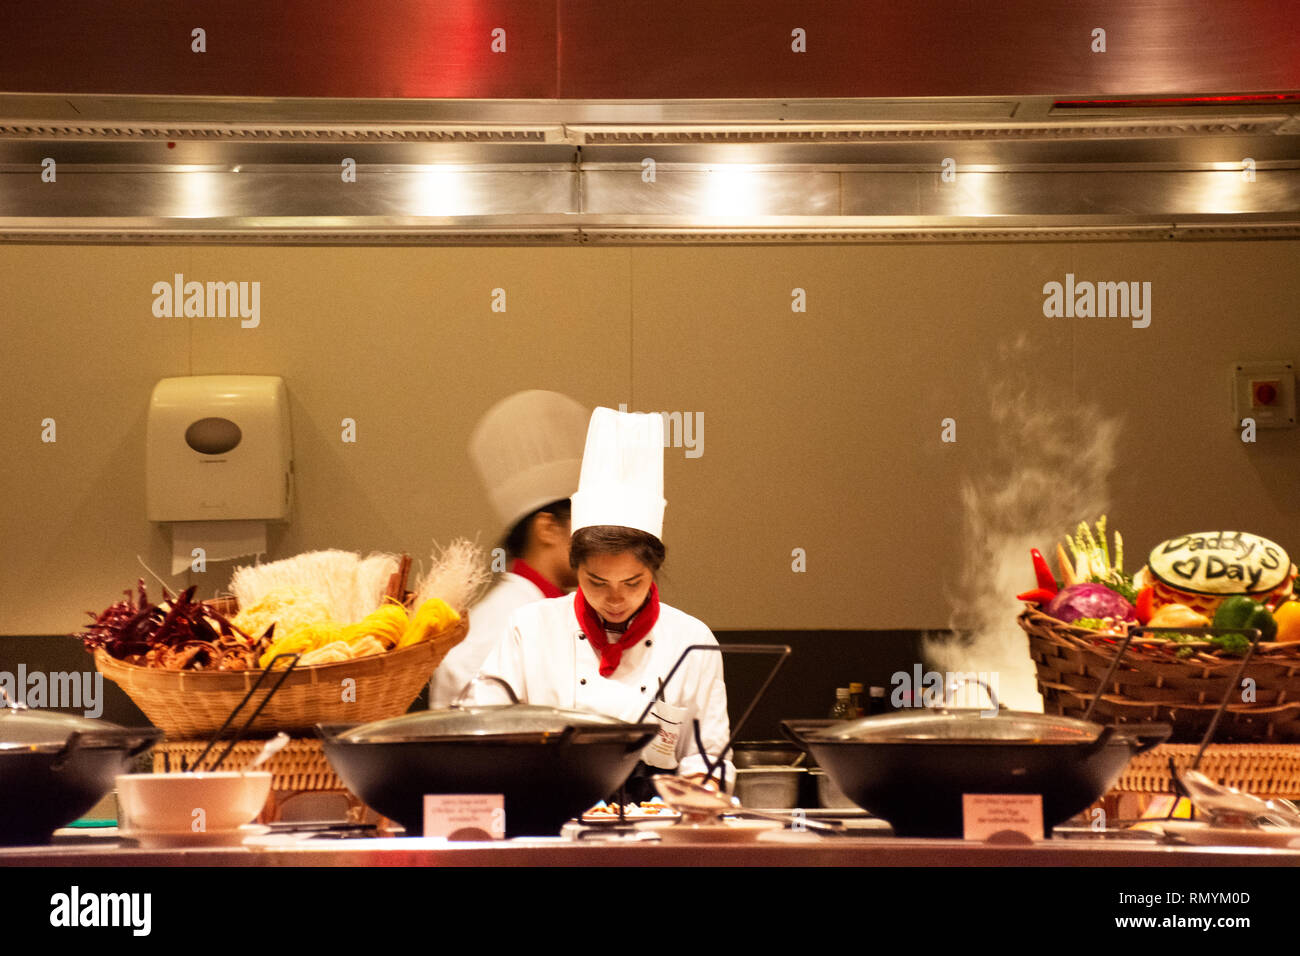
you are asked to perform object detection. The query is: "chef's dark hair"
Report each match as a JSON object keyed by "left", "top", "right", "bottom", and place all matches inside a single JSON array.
[
  {"left": 504, "top": 499, "right": 572, "bottom": 559},
  {"left": 569, "top": 526, "right": 666, "bottom": 573}
]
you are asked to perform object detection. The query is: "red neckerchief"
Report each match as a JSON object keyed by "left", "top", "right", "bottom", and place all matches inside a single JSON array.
[
  {"left": 510, "top": 559, "right": 566, "bottom": 600},
  {"left": 574, "top": 583, "right": 660, "bottom": 678}
]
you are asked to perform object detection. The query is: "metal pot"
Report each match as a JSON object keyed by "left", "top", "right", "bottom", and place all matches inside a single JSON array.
[
  {"left": 0, "top": 695, "right": 160, "bottom": 845},
  {"left": 318, "top": 682, "right": 657, "bottom": 837},
  {"left": 732, "top": 740, "right": 805, "bottom": 768},
  {"left": 733, "top": 767, "right": 804, "bottom": 809},
  {"left": 782, "top": 710, "right": 1170, "bottom": 837}
]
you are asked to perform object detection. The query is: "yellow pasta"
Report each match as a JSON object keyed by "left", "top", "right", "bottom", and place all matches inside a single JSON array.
[
  {"left": 399, "top": 598, "right": 461, "bottom": 648},
  {"left": 340, "top": 600, "right": 409, "bottom": 649}
]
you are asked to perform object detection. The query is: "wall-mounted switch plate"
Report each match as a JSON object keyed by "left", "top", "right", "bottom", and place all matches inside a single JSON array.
[{"left": 1233, "top": 361, "right": 1296, "bottom": 429}]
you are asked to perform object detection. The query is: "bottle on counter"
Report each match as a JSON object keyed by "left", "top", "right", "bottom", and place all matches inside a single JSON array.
[
  {"left": 848, "top": 682, "right": 865, "bottom": 718},
  {"left": 868, "top": 685, "right": 887, "bottom": 715},
  {"left": 829, "top": 687, "right": 853, "bottom": 720}
]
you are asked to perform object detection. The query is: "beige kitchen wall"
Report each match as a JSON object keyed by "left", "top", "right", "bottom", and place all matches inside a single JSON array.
[{"left": 2, "top": 240, "right": 1298, "bottom": 635}]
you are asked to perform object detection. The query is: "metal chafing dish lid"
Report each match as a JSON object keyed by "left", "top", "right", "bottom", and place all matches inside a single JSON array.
[
  {"left": 334, "top": 703, "right": 634, "bottom": 742},
  {"left": 0, "top": 703, "right": 126, "bottom": 749},
  {"left": 812, "top": 708, "right": 1105, "bottom": 743}
]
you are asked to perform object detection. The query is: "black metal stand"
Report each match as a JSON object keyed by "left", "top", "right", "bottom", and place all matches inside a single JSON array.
[{"left": 615, "top": 642, "right": 791, "bottom": 812}]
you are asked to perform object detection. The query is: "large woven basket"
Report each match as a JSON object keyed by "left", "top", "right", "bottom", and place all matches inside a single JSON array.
[
  {"left": 1020, "top": 605, "right": 1300, "bottom": 743},
  {"left": 95, "top": 612, "right": 467, "bottom": 737}
]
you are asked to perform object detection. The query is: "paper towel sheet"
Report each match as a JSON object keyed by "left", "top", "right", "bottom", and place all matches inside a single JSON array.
[{"left": 171, "top": 520, "right": 268, "bottom": 575}]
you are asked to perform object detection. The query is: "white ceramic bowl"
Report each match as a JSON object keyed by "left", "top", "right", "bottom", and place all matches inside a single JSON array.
[{"left": 116, "top": 772, "right": 272, "bottom": 835}]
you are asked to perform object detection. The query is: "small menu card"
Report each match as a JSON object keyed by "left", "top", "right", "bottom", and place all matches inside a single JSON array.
[
  {"left": 423, "top": 794, "right": 506, "bottom": 841},
  {"left": 961, "top": 793, "right": 1043, "bottom": 841}
]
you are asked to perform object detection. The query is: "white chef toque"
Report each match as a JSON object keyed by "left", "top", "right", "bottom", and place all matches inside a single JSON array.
[
  {"left": 468, "top": 390, "right": 589, "bottom": 536},
  {"left": 570, "top": 407, "right": 666, "bottom": 540}
]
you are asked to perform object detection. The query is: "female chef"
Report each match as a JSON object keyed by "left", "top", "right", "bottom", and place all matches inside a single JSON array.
[{"left": 473, "top": 407, "right": 733, "bottom": 800}]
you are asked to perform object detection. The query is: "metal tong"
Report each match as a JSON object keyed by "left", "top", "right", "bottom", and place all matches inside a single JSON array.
[
  {"left": 183, "top": 652, "right": 301, "bottom": 773},
  {"left": 607, "top": 643, "right": 791, "bottom": 825}
]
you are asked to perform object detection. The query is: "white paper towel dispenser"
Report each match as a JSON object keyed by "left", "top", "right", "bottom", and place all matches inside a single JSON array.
[{"left": 147, "top": 375, "right": 293, "bottom": 522}]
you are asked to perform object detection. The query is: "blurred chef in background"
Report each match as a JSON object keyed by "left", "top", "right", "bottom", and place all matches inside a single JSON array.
[
  {"left": 474, "top": 407, "right": 733, "bottom": 800},
  {"left": 428, "top": 389, "right": 589, "bottom": 708}
]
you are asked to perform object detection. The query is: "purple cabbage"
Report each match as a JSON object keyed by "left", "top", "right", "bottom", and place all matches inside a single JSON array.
[{"left": 1043, "top": 583, "right": 1137, "bottom": 624}]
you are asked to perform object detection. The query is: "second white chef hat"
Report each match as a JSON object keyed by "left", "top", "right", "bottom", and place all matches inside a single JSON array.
[
  {"left": 570, "top": 407, "right": 666, "bottom": 540},
  {"left": 468, "top": 390, "right": 589, "bottom": 536}
]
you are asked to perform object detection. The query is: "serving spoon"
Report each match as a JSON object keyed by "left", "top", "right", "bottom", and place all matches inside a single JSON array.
[
  {"left": 248, "top": 732, "right": 291, "bottom": 771},
  {"left": 1176, "top": 769, "right": 1300, "bottom": 829}
]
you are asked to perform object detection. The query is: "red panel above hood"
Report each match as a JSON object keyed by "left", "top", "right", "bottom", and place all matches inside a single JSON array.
[{"left": 0, "top": 0, "right": 1295, "bottom": 100}]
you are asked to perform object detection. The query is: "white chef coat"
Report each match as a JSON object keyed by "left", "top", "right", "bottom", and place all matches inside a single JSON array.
[
  {"left": 429, "top": 572, "right": 547, "bottom": 709},
  {"left": 473, "top": 594, "right": 734, "bottom": 781}
]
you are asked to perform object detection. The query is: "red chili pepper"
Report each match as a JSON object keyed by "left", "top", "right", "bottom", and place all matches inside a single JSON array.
[
  {"left": 1135, "top": 585, "right": 1154, "bottom": 625},
  {"left": 1016, "top": 588, "right": 1057, "bottom": 604},
  {"left": 1031, "top": 549, "right": 1058, "bottom": 594}
]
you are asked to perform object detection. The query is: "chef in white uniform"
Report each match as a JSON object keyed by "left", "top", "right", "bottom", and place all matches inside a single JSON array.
[
  {"left": 475, "top": 407, "right": 733, "bottom": 798},
  {"left": 428, "top": 390, "right": 589, "bottom": 709}
]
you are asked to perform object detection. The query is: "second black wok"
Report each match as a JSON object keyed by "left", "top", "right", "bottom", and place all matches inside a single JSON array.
[{"left": 782, "top": 710, "right": 1170, "bottom": 838}]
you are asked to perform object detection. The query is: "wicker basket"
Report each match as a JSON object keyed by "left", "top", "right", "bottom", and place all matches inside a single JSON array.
[
  {"left": 96, "top": 612, "right": 467, "bottom": 737},
  {"left": 1020, "top": 605, "right": 1300, "bottom": 743}
]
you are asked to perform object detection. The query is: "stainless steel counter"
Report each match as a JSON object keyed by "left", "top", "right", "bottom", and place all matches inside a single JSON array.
[{"left": 5, "top": 831, "right": 1300, "bottom": 867}]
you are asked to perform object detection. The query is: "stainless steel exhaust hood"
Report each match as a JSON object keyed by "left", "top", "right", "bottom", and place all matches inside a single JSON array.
[{"left": 1, "top": 95, "right": 1296, "bottom": 244}]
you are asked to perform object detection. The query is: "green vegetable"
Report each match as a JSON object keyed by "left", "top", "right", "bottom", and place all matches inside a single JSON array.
[
  {"left": 1092, "top": 575, "right": 1137, "bottom": 604},
  {"left": 1212, "top": 596, "right": 1277, "bottom": 643},
  {"left": 1073, "top": 617, "right": 1111, "bottom": 630},
  {"left": 1210, "top": 633, "right": 1252, "bottom": 657},
  {"left": 1065, "top": 515, "right": 1135, "bottom": 605}
]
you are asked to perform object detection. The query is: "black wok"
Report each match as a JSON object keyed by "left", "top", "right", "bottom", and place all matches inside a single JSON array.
[
  {"left": 319, "top": 702, "right": 657, "bottom": 837},
  {"left": 782, "top": 710, "right": 1170, "bottom": 838},
  {"left": 0, "top": 704, "right": 160, "bottom": 845}
]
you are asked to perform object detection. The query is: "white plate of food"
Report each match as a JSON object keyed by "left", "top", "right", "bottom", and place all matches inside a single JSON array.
[
  {"left": 580, "top": 800, "right": 682, "bottom": 825},
  {"left": 637, "top": 819, "right": 783, "bottom": 844}
]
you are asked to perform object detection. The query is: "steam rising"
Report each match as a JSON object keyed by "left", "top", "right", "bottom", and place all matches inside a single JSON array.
[{"left": 924, "top": 336, "right": 1123, "bottom": 712}]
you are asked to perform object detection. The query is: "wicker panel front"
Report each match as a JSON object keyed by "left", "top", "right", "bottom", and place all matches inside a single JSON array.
[
  {"left": 1112, "top": 744, "right": 1300, "bottom": 798},
  {"left": 152, "top": 737, "right": 344, "bottom": 791}
]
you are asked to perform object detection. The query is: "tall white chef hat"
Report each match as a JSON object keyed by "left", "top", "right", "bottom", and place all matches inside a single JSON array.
[
  {"left": 468, "top": 390, "right": 589, "bottom": 534},
  {"left": 570, "top": 407, "right": 666, "bottom": 540}
]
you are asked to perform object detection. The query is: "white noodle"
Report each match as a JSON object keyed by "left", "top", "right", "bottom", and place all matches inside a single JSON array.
[
  {"left": 412, "top": 538, "right": 492, "bottom": 611},
  {"left": 230, "top": 550, "right": 399, "bottom": 622}
]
